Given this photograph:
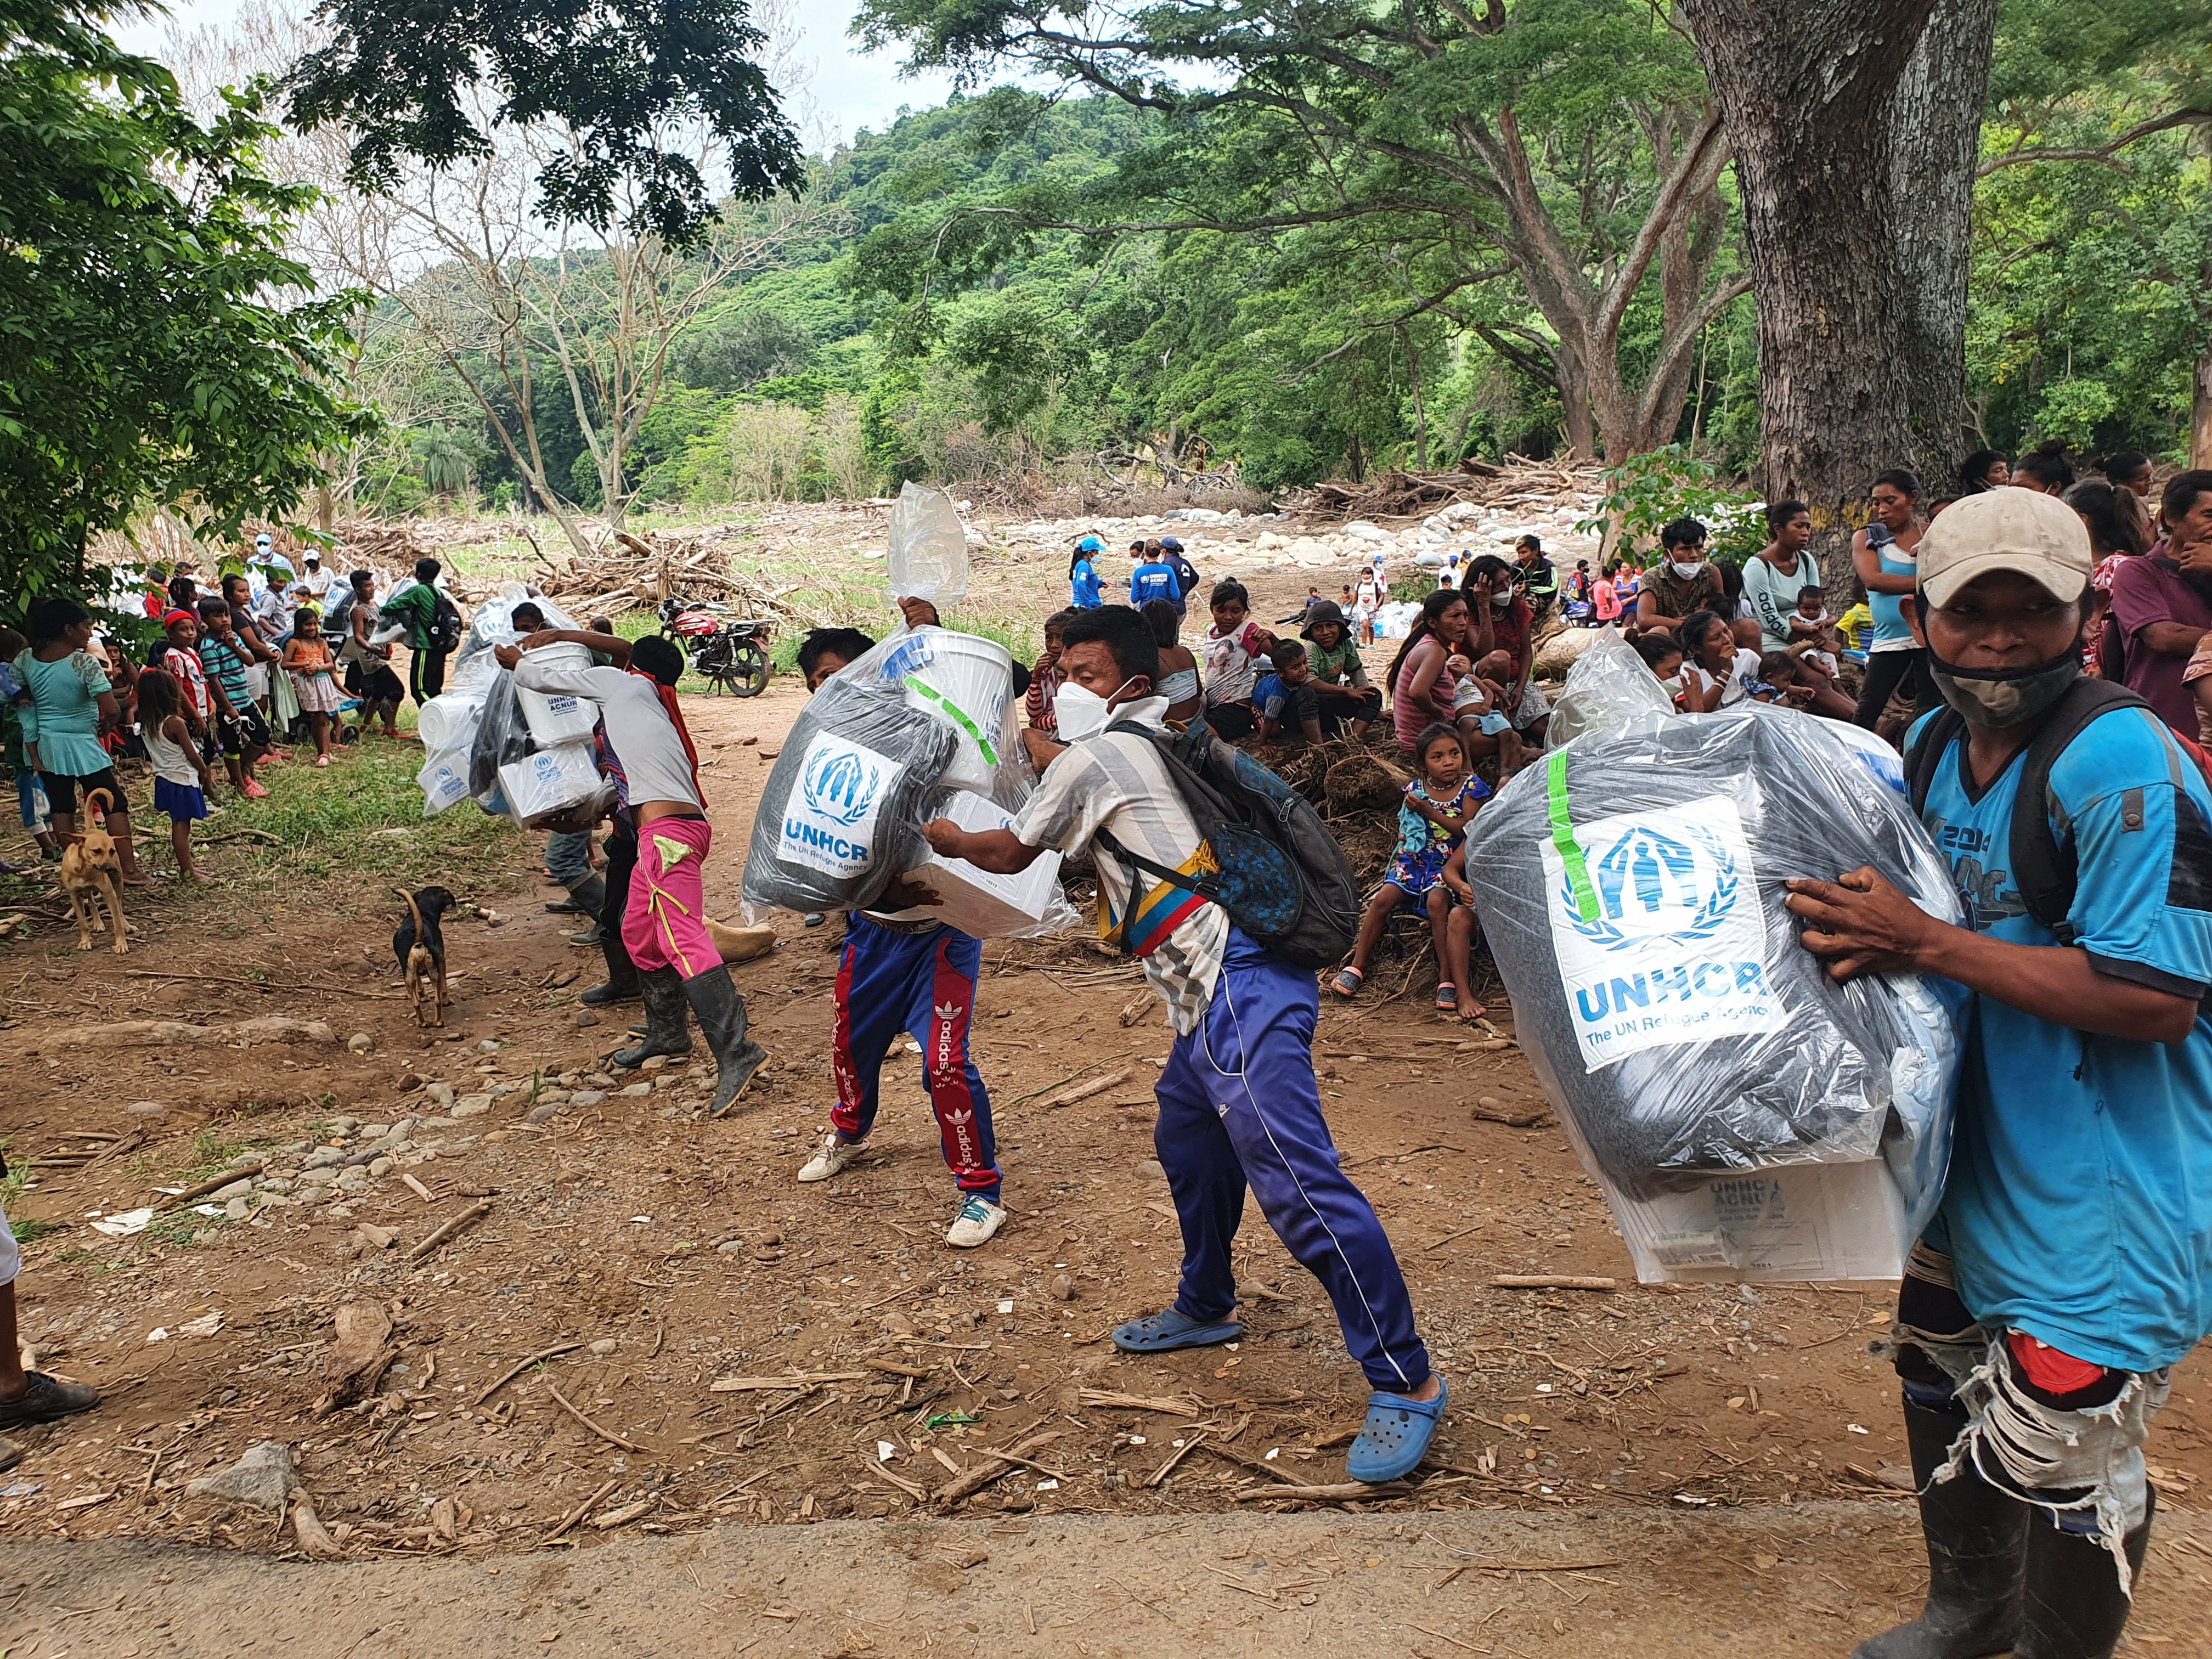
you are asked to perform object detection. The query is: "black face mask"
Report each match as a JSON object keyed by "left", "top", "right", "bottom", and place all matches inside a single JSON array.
[{"left": 1926, "top": 645, "right": 2081, "bottom": 729}]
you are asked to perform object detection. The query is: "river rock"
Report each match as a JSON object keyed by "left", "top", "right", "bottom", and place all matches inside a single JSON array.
[{"left": 186, "top": 1442, "right": 295, "bottom": 1514}]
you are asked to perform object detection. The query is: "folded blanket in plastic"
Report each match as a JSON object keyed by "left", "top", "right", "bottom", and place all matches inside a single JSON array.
[{"left": 1466, "top": 707, "right": 1966, "bottom": 1283}]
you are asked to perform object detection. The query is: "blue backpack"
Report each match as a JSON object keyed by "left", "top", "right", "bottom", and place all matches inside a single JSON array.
[{"left": 1097, "top": 716, "right": 1361, "bottom": 969}]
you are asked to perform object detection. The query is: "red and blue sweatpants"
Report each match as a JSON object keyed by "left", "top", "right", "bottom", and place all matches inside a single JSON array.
[
  {"left": 831, "top": 915, "right": 1000, "bottom": 1199},
  {"left": 1155, "top": 928, "right": 1431, "bottom": 1393}
]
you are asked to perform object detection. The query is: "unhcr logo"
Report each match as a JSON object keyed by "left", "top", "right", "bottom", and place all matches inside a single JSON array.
[
  {"left": 802, "top": 744, "right": 885, "bottom": 827},
  {"left": 1559, "top": 821, "right": 1740, "bottom": 951}
]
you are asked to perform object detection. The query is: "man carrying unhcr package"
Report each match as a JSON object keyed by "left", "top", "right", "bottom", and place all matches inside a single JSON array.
[
  {"left": 1784, "top": 488, "right": 2212, "bottom": 1659},
  {"left": 921, "top": 605, "right": 1448, "bottom": 1485}
]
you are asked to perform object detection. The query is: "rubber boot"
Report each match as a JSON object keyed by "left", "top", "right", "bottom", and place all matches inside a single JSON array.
[
  {"left": 613, "top": 967, "right": 692, "bottom": 1067},
  {"left": 681, "top": 966, "right": 768, "bottom": 1118},
  {"left": 1852, "top": 1397, "right": 2027, "bottom": 1659},
  {"left": 579, "top": 935, "right": 641, "bottom": 1007},
  {"left": 2014, "top": 1486, "right": 2154, "bottom": 1659},
  {"left": 565, "top": 872, "right": 606, "bottom": 920}
]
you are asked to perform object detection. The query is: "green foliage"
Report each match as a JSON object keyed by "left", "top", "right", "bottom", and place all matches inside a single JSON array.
[
  {"left": 0, "top": 1, "right": 373, "bottom": 629},
  {"left": 286, "top": 0, "right": 803, "bottom": 244},
  {"left": 1577, "top": 445, "right": 1764, "bottom": 563}
]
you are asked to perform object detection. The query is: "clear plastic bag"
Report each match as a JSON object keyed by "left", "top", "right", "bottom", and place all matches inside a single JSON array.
[
  {"left": 741, "top": 630, "right": 961, "bottom": 916},
  {"left": 448, "top": 585, "right": 582, "bottom": 695},
  {"left": 1466, "top": 706, "right": 1967, "bottom": 1283},
  {"left": 467, "top": 673, "right": 534, "bottom": 805},
  {"left": 887, "top": 481, "right": 970, "bottom": 607},
  {"left": 741, "top": 625, "right": 1071, "bottom": 931},
  {"left": 1544, "top": 625, "right": 1673, "bottom": 748}
]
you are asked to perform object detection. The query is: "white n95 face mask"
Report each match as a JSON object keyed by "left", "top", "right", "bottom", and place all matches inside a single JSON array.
[
  {"left": 1054, "top": 679, "right": 1135, "bottom": 741},
  {"left": 1671, "top": 560, "right": 1705, "bottom": 579}
]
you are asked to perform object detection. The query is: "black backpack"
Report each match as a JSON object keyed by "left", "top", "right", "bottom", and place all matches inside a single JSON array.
[
  {"left": 1094, "top": 716, "right": 1362, "bottom": 969},
  {"left": 430, "top": 590, "right": 466, "bottom": 654},
  {"left": 1904, "top": 678, "right": 2207, "bottom": 941}
]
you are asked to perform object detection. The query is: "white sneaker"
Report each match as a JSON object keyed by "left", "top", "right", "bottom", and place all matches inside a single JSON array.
[
  {"left": 798, "top": 1132, "right": 867, "bottom": 1183},
  {"left": 945, "top": 1193, "right": 1008, "bottom": 1248}
]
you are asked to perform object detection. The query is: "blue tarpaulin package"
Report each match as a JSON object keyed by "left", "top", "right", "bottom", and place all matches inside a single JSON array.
[{"left": 1466, "top": 705, "right": 1967, "bottom": 1283}]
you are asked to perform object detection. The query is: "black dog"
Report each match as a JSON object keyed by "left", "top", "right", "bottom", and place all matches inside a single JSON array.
[{"left": 393, "top": 885, "right": 456, "bottom": 1027}]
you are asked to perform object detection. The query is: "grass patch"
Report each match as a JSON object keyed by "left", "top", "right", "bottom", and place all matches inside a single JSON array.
[
  {"left": 194, "top": 732, "right": 522, "bottom": 884},
  {"left": 184, "top": 1127, "right": 255, "bottom": 1181}
]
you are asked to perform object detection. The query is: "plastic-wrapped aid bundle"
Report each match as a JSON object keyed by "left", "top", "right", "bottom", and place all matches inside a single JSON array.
[
  {"left": 741, "top": 636, "right": 958, "bottom": 916},
  {"left": 1466, "top": 707, "right": 1967, "bottom": 1283}
]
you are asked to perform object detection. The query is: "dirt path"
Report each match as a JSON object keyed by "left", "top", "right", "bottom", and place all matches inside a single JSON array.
[
  {"left": 0, "top": 534, "right": 2207, "bottom": 1654},
  {"left": 3, "top": 1501, "right": 2208, "bottom": 1656}
]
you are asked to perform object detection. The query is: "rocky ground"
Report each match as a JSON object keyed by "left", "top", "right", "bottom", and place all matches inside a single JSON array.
[{"left": 0, "top": 503, "right": 2204, "bottom": 1657}]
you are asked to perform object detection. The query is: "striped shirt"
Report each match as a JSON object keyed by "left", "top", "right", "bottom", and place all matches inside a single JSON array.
[
  {"left": 197, "top": 635, "right": 251, "bottom": 710},
  {"left": 1011, "top": 716, "right": 1227, "bottom": 1034}
]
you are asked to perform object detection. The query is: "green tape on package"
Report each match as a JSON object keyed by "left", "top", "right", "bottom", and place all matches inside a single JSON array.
[
  {"left": 905, "top": 680, "right": 998, "bottom": 768},
  {"left": 1546, "top": 748, "right": 1599, "bottom": 923}
]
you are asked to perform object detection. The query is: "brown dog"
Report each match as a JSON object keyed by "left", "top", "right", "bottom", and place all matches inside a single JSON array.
[
  {"left": 393, "top": 886, "right": 454, "bottom": 1027},
  {"left": 59, "top": 788, "right": 127, "bottom": 955}
]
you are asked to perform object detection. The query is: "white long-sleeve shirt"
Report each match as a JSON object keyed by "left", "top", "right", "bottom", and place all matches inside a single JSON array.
[{"left": 511, "top": 658, "right": 701, "bottom": 811}]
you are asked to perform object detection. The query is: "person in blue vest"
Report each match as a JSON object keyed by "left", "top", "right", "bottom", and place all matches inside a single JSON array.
[
  {"left": 1129, "top": 540, "right": 1182, "bottom": 610},
  {"left": 790, "top": 598, "right": 1008, "bottom": 1249},
  {"left": 1785, "top": 487, "right": 2212, "bottom": 1659},
  {"left": 1069, "top": 537, "right": 1105, "bottom": 608}
]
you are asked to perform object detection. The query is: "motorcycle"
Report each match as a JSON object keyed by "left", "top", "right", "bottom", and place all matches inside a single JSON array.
[{"left": 657, "top": 594, "right": 774, "bottom": 697}]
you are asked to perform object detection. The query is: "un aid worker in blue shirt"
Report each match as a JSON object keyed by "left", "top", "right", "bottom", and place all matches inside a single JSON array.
[
  {"left": 1130, "top": 556, "right": 1181, "bottom": 609},
  {"left": 1788, "top": 489, "right": 2212, "bottom": 1378}
]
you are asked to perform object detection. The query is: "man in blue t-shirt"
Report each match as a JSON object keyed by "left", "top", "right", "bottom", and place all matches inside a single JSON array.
[
  {"left": 1128, "top": 541, "right": 1182, "bottom": 610},
  {"left": 1785, "top": 488, "right": 2212, "bottom": 1659}
]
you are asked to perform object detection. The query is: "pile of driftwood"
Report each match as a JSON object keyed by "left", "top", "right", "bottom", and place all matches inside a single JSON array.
[
  {"left": 527, "top": 528, "right": 809, "bottom": 623},
  {"left": 1286, "top": 456, "right": 1607, "bottom": 523}
]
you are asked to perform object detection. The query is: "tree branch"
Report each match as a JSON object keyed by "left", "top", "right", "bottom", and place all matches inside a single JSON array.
[{"left": 1976, "top": 107, "right": 2211, "bottom": 176}]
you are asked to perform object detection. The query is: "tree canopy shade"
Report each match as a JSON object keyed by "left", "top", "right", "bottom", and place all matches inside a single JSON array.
[
  {"left": 0, "top": 0, "right": 371, "bottom": 624},
  {"left": 285, "top": 0, "right": 805, "bottom": 245},
  {"left": 853, "top": 0, "right": 1750, "bottom": 462}
]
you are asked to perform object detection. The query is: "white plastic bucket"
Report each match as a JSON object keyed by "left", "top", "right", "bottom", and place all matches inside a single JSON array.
[
  {"left": 895, "top": 630, "right": 1013, "bottom": 794},
  {"left": 515, "top": 641, "right": 597, "bottom": 746},
  {"left": 417, "top": 690, "right": 484, "bottom": 753}
]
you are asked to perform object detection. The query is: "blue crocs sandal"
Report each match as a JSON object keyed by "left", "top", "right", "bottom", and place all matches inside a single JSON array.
[
  {"left": 1111, "top": 1308, "right": 1245, "bottom": 1354},
  {"left": 1346, "top": 1377, "right": 1449, "bottom": 1484}
]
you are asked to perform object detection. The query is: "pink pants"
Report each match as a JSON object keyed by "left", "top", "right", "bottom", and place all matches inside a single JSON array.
[{"left": 624, "top": 816, "right": 716, "bottom": 979}]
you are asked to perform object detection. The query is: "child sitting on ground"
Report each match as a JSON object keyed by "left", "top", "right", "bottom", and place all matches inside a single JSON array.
[
  {"left": 1254, "top": 639, "right": 1324, "bottom": 747},
  {"left": 1201, "top": 580, "right": 1273, "bottom": 740},
  {"left": 280, "top": 607, "right": 343, "bottom": 765},
  {"left": 1025, "top": 608, "right": 1079, "bottom": 738},
  {"left": 1764, "top": 648, "right": 1858, "bottom": 720},
  {"left": 134, "top": 668, "right": 215, "bottom": 881},
  {"left": 1330, "top": 723, "right": 1490, "bottom": 1014},
  {"left": 1632, "top": 631, "right": 1687, "bottom": 709},
  {"left": 1439, "top": 842, "right": 1487, "bottom": 1021},
  {"left": 1142, "top": 600, "right": 1203, "bottom": 726}
]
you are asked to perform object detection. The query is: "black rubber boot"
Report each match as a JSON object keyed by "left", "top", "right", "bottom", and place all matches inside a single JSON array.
[
  {"left": 1852, "top": 1397, "right": 2027, "bottom": 1658},
  {"left": 613, "top": 967, "right": 692, "bottom": 1067},
  {"left": 2014, "top": 1486, "right": 2154, "bottom": 1659},
  {"left": 565, "top": 872, "right": 606, "bottom": 919},
  {"left": 579, "top": 936, "right": 641, "bottom": 1007},
  {"left": 681, "top": 966, "right": 768, "bottom": 1117}
]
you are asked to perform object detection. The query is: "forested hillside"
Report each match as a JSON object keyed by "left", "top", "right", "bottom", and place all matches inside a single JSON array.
[{"left": 335, "top": 0, "right": 2208, "bottom": 528}]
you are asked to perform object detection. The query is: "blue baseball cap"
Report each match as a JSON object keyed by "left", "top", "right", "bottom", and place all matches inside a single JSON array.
[{"left": 1077, "top": 535, "right": 1103, "bottom": 553}]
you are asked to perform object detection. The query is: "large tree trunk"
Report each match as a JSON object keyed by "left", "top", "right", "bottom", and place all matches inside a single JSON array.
[{"left": 1680, "top": 0, "right": 1997, "bottom": 608}]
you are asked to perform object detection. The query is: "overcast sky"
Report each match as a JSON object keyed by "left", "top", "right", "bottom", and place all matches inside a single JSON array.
[{"left": 112, "top": 0, "right": 960, "bottom": 149}]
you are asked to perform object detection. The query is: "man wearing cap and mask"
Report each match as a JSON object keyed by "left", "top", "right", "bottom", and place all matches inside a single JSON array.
[
  {"left": 1784, "top": 488, "right": 2212, "bottom": 1659},
  {"left": 922, "top": 604, "right": 1448, "bottom": 1491}
]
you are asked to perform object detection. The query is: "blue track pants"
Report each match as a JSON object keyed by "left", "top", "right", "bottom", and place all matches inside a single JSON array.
[{"left": 1154, "top": 929, "right": 1431, "bottom": 1392}]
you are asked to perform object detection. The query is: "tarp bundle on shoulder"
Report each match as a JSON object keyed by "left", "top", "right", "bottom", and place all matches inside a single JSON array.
[
  {"left": 1466, "top": 706, "right": 1966, "bottom": 1283},
  {"left": 741, "top": 631, "right": 959, "bottom": 916}
]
